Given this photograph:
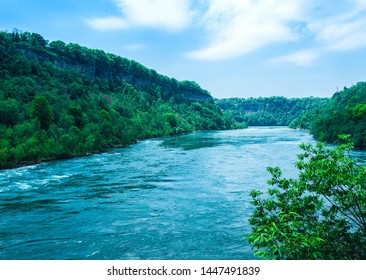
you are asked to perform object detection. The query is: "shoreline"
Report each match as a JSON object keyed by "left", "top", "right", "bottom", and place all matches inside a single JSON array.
[{"left": 1, "top": 128, "right": 249, "bottom": 171}]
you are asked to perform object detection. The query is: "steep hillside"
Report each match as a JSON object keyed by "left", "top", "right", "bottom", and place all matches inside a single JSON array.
[
  {"left": 217, "top": 96, "right": 327, "bottom": 127},
  {"left": 309, "top": 82, "right": 366, "bottom": 148},
  {"left": 0, "top": 31, "right": 241, "bottom": 169}
]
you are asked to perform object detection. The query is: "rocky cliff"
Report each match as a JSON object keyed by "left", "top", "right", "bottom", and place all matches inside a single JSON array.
[{"left": 14, "top": 33, "right": 213, "bottom": 103}]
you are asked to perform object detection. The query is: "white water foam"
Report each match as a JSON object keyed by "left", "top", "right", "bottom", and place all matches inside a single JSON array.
[{"left": 15, "top": 182, "right": 32, "bottom": 190}]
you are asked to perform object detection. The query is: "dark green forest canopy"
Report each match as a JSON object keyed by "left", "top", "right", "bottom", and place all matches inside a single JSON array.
[
  {"left": 218, "top": 83, "right": 366, "bottom": 149},
  {"left": 0, "top": 31, "right": 213, "bottom": 102},
  {"left": 309, "top": 82, "right": 366, "bottom": 148},
  {"left": 216, "top": 96, "right": 328, "bottom": 127},
  {"left": 2, "top": 30, "right": 366, "bottom": 169},
  {"left": 0, "top": 31, "right": 244, "bottom": 169}
]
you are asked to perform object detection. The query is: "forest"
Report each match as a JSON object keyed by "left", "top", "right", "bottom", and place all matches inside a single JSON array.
[
  {"left": 216, "top": 96, "right": 327, "bottom": 127},
  {"left": 219, "top": 83, "right": 366, "bottom": 150},
  {"left": 1, "top": 30, "right": 366, "bottom": 170},
  {"left": 306, "top": 82, "right": 366, "bottom": 148},
  {"left": 0, "top": 31, "right": 244, "bottom": 169},
  {"left": 2, "top": 30, "right": 366, "bottom": 261}
]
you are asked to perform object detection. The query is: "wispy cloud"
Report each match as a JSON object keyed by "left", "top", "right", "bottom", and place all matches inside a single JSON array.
[
  {"left": 186, "top": 0, "right": 305, "bottom": 60},
  {"left": 308, "top": 3, "right": 366, "bottom": 52},
  {"left": 86, "top": 0, "right": 366, "bottom": 64},
  {"left": 269, "top": 49, "right": 320, "bottom": 67},
  {"left": 266, "top": 0, "right": 366, "bottom": 66},
  {"left": 86, "top": 0, "right": 193, "bottom": 32}
]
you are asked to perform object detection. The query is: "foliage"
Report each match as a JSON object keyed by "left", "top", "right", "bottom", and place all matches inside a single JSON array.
[
  {"left": 31, "top": 96, "right": 53, "bottom": 130},
  {"left": 217, "top": 96, "right": 327, "bottom": 127},
  {"left": 248, "top": 136, "right": 366, "bottom": 259},
  {"left": 309, "top": 82, "right": 366, "bottom": 148},
  {"left": 0, "top": 30, "right": 242, "bottom": 169}
]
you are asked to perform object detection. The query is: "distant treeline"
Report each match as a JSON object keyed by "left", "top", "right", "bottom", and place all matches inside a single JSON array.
[
  {"left": 217, "top": 96, "right": 327, "bottom": 127},
  {"left": 0, "top": 31, "right": 244, "bottom": 169},
  {"left": 218, "top": 81, "right": 366, "bottom": 149}
]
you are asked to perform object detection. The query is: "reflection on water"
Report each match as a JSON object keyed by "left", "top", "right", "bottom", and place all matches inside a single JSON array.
[
  {"left": 161, "top": 133, "right": 221, "bottom": 150},
  {"left": 0, "top": 127, "right": 317, "bottom": 260}
]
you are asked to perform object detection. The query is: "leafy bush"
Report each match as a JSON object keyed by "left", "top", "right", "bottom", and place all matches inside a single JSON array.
[{"left": 248, "top": 136, "right": 366, "bottom": 259}]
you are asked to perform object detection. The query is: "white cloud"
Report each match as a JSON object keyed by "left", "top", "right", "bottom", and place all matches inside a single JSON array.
[
  {"left": 308, "top": 5, "right": 366, "bottom": 52},
  {"left": 86, "top": 0, "right": 366, "bottom": 64},
  {"left": 86, "top": 0, "right": 193, "bottom": 31},
  {"left": 186, "top": 0, "right": 305, "bottom": 60},
  {"left": 187, "top": 0, "right": 366, "bottom": 62},
  {"left": 269, "top": 49, "right": 320, "bottom": 67},
  {"left": 265, "top": 0, "right": 366, "bottom": 66}
]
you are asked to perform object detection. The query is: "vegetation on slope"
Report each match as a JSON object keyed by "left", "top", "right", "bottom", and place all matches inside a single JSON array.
[
  {"left": 217, "top": 96, "right": 327, "bottom": 127},
  {"left": 0, "top": 31, "right": 243, "bottom": 169},
  {"left": 218, "top": 83, "right": 366, "bottom": 149},
  {"left": 308, "top": 82, "right": 366, "bottom": 148}
]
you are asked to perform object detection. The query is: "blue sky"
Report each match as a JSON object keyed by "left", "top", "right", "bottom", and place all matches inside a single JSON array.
[{"left": 1, "top": 0, "right": 366, "bottom": 99}]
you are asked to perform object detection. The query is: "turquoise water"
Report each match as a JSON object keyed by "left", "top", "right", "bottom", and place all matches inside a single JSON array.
[{"left": 0, "top": 127, "right": 314, "bottom": 259}]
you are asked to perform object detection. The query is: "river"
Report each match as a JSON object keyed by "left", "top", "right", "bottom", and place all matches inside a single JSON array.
[{"left": 0, "top": 127, "right": 315, "bottom": 259}]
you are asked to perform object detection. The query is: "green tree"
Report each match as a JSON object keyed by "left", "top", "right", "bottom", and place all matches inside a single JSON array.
[
  {"left": 67, "top": 105, "right": 84, "bottom": 128},
  {"left": 309, "top": 82, "right": 366, "bottom": 148},
  {"left": 69, "top": 81, "right": 85, "bottom": 99},
  {"left": 0, "top": 139, "right": 11, "bottom": 166},
  {"left": 0, "top": 30, "right": 238, "bottom": 169},
  {"left": 248, "top": 136, "right": 366, "bottom": 259},
  {"left": 0, "top": 98, "right": 20, "bottom": 126},
  {"left": 31, "top": 96, "right": 53, "bottom": 130}
]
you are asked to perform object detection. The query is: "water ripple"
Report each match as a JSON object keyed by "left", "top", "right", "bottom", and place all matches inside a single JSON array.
[{"left": 0, "top": 127, "right": 316, "bottom": 260}]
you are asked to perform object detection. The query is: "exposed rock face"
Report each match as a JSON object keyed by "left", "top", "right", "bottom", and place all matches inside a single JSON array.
[{"left": 19, "top": 47, "right": 214, "bottom": 103}]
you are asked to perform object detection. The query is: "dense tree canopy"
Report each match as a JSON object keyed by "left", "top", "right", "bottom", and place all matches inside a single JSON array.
[
  {"left": 308, "top": 82, "right": 366, "bottom": 148},
  {"left": 217, "top": 97, "right": 327, "bottom": 127},
  {"left": 219, "top": 83, "right": 366, "bottom": 150},
  {"left": 0, "top": 30, "right": 244, "bottom": 169}
]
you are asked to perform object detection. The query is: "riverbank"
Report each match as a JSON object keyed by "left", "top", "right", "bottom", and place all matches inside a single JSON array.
[{"left": 1, "top": 126, "right": 248, "bottom": 170}]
